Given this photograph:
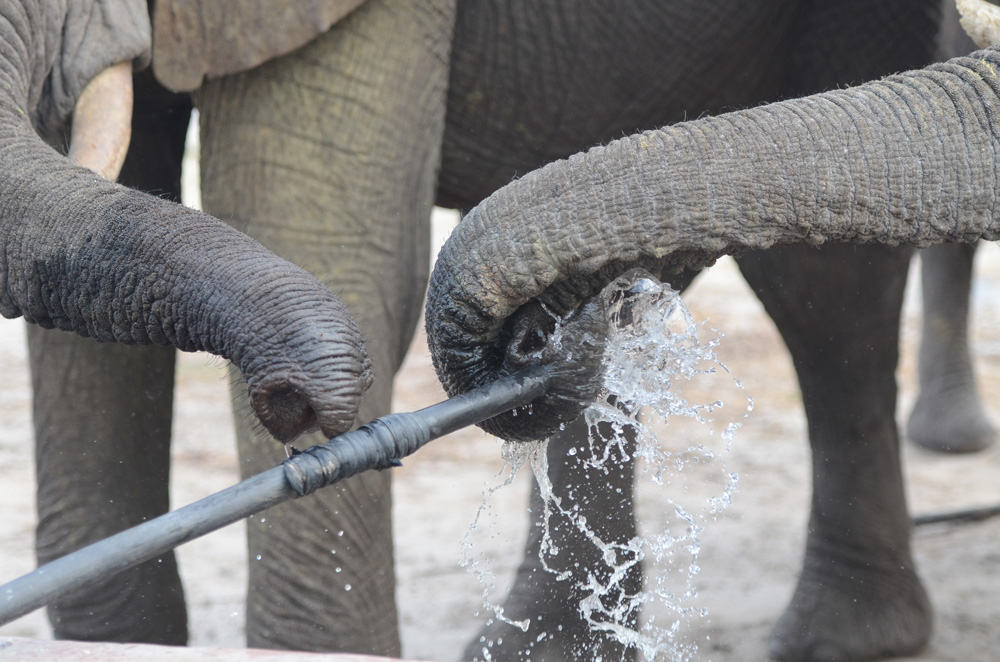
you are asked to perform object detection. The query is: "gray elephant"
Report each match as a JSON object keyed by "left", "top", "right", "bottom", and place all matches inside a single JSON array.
[
  {"left": 909, "top": 4, "right": 996, "bottom": 454},
  {"left": 28, "top": 1, "right": 442, "bottom": 654},
  {"left": 0, "top": 0, "right": 376, "bottom": 644},
  {"left": 426, "top": 3, "right": 1000, "bottom": 661},
  {"left": 18, "top": 0, "right": 982, "bottom": 661}
]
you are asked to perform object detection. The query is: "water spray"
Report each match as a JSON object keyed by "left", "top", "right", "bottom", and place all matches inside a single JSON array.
[{"left": 0, "top": 365, "right": 550, "bottom": 627}]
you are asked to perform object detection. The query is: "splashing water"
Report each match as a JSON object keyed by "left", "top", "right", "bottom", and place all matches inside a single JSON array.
[{"left": 463, "top": 273, "right": 752, "bottom": 661}]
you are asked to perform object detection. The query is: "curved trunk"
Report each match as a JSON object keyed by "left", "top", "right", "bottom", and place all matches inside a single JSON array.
[
  {"left": 0, "top": 105, "right": 372, "bottom": 439},
  {"left": 0, "top": 67, "right": 371, "bottom": 442},
  {"left": 426, "top": 47, "right": 1000, "bottom": 440}
]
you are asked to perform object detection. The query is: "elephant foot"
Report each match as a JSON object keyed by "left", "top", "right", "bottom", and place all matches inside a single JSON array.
[
  {"left": 906, "top": 388, "right": 995, "bottom": 453},
  {"left": 463, "top": 596, "right": 637, "bottom": 662},
  {"left": 768, "top": 559, "right": 932, "bottom": 662},
  {"left": 463, "top": 555, "right": 640, "bottom": 662}
]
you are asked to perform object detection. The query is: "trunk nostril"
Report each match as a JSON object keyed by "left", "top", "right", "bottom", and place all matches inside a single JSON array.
[
  {"left": 506, "top": 301, "right": 558, "bottom": 364},
  {"left": 249, "top": 381, "right": 319, "bottom": 444},
  {"left": 481, "top": 295, "right": 608, "bottom": 442},
  {"left": 486, "top": 268, "right": 665, "bottom": 442},
  {"left": 517, "top": 325, "right": 548, "bottom": 356}
]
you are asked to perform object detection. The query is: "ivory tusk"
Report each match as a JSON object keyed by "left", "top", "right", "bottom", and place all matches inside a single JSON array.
[
  {"left": 957, "top": 0, "right": 1000, "bottom": 48},
  {"left": 67, "top": 61, "right": 133, "bottom": 181}
]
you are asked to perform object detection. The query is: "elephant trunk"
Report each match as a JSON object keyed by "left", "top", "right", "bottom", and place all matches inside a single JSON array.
[
  {"left": 0, "top": 19, "right": 372, "bottom": 442},
  {"left": 426, "top": 47, "right": 1000, "bottom": 441}
]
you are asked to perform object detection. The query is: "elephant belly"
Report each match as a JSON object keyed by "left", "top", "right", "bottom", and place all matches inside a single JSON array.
[{"left": 438, "top": 0, "right": 796, "bottom": 210}]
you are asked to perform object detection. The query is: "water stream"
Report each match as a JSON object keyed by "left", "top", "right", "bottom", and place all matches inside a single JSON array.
[{"left": 463, "top": 274, "right": 751, "bottom": 661}]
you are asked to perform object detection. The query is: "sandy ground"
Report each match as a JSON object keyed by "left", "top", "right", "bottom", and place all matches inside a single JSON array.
[{"left": 2, "top": 228, "right": 1000, "bottom": 661}]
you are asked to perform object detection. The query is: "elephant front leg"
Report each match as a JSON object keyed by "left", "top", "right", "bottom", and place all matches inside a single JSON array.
[
  {"left": 26, "top": 67, "right": 191, "bottom": 645},
  {"left": 231, "top": 405, "right": 398, "bottom": 655},
  {"left": 907, "top": 243, "right": 995, "bottom": 453},
  {"left": 464, "top": 417, "right": 641, "bottom": 662},
  {"left": 29, "top": 328, "right": 185, "bottom": 644},
  {"left": 195, "top": 0, "right": 456, "bottom": 653},
  {"left": 738, "top": 244, "right": 932, "bottom": 662}
]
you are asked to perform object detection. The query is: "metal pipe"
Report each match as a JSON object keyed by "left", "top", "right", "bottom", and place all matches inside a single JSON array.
[{"left": 0, "top": 365, "right": 550, "bottom": 627}]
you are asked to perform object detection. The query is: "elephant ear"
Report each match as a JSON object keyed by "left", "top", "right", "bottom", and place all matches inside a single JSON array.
[
  {"left": 151, "top": 0, "right": 366, "bottom": 92},
  {"left": 30, "top": 0, "right": 150, "bottom": 144}
]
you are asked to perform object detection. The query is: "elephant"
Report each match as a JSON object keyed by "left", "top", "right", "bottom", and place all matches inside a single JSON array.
[
  {"left": 26, "top": 1, "right": 449, "bottom": 654},
  {"left": 14, "top": 0, "right": 985, "bottom": 660},
  {"left": 426, "top": 1, "right": 1000, "bottom": 660},
  {"left": 0, "top": 0, "right": 376, "bottom": 644},
  {"left": 908, "top": 3, "right": 996, "bottom": 454}
]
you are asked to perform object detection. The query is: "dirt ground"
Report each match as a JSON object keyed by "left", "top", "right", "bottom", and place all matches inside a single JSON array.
[{"left": 2, "top": 229, "right": 1000, "bottom": 660}]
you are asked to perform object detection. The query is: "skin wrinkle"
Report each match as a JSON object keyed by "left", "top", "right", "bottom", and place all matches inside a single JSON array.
[
  {"left": 198, "top": 59, "right": 436, "bottom": 299},
  {"left": 743, "top": 107, "right": 795, "bottom": 236},
  {"left": 676, "top": 121, "right": 719, "bottom": 242},
  {"left": 779, "top": 90, "right": 901, "bottom": 242},
  {"left": 763, "top": 97, "right": 842, "bottom": 242},
  {"left": 927, "top": 60, "right": 1000, "bottom": 236},
  {"left": 914, "top": 69, "right": 985, "bottom": 240},
  {"left": 0, "top": 26, "right": 36, "bottom": 136},
  {"left": 929, "top": 79, "right": 979, "bottom": 240},
  {"left": 833, "top": 91, "right": 885, "bottom": 241},
  {"left": 909, "top": 74, "right": 968, "bottom": 239},
  {"left": 0, "top": 3, "right": 35, "bottom": 118},
  {"left": 868, "top": 80, "right": 923, "bottom": 236},
  {"left": 945, "top": 59, "right": 1000, "bottom": 157},
  {"left": 245, "top": 493, "right": 389, "bottom": 633},
  {"left": 200, "top": 114, "right": 378, "bottom": 180},
  {"left": 889, "top": 79, "right": 948, "bottom": 240},
  {"left": 119, "top": 206, "right": 255, "bottom": 351},
  {"left": 0, "top": 32, "right": 27, "bottom": 115}
]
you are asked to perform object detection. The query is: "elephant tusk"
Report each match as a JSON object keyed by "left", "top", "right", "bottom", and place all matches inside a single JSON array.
[
  {"left": 956, "top": 0, "right": 1000, "bottom": 49},
  {"left": 67, "top": 61, "right": 133, "bottom": 181}
]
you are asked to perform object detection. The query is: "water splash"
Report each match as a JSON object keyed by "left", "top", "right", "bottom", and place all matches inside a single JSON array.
[
  {"left": 464, "top": 273, "right": 751, "bottom": 661},
  {"left": 460, "top": 439, "right": 546, "bottom": 634}
]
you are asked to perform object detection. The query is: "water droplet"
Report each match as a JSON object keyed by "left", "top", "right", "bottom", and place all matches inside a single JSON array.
[
  {"left": 344, "top": 584, "right": 352, "bottom": 591},
  {"left": 255, "top": 554, "right": 262, "bottom": 561}
]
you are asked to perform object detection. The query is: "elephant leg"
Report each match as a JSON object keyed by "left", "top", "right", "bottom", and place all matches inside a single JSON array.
[
  {"left": 907, "top": 243, "right": 994, "bottom": 453},
  {"left": 463, "top": 268, "right": 701, "bottom": 661},
  {"left": 27, "top": 68, "right": 190, "bottom": 644},
  {"left": 194, "top": 0, "right": 455, "bottom": 653},
  {"left": 464, "top": 417, "right": 641, "bottom": 662},
  {"left": 737, "top": 244, "right": 932, "bottom": 661},
  {"left": 29, "top": 331, "right": 183, "bottom": 643}
]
